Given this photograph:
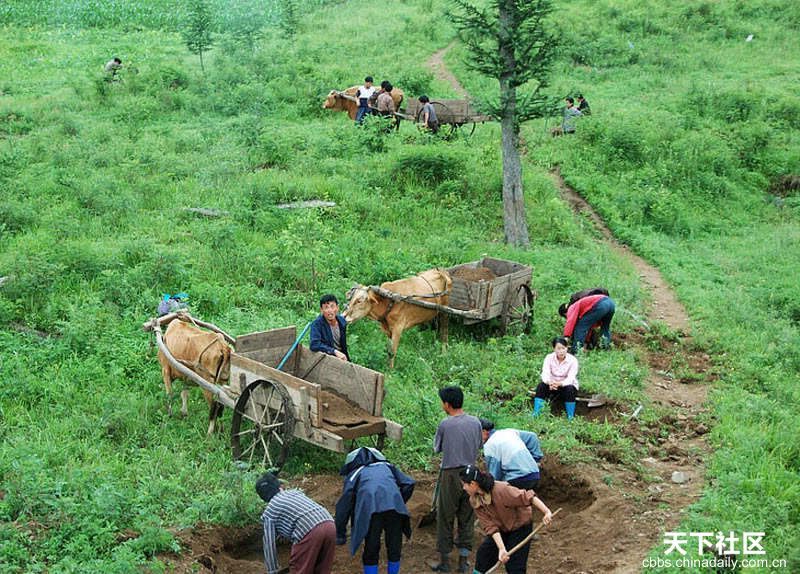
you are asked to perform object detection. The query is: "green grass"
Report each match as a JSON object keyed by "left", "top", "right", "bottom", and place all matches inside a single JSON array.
[{"left": 0, "top": 0, "right": 798, "bottom": 572}]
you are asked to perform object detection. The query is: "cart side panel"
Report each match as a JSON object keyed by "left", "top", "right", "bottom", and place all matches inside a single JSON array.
[
  {"left": 231, "top": 353, "right": 322, "bottom": 429},
  {"left": 236, "top": 327, "right": 296, "bottom": 368},
  {"left": 447, "top": 262, "right": 491, "bottom": 313},
  {"left": 296, "top": 346, "right": 385, "bottom": 416},
  {"left": 484, "top": 268, "right": 532, "bottom": 319}
]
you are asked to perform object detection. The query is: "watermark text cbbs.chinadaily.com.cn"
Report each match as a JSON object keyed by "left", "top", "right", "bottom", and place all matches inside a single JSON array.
[{"left": 642, "top": 531, "right": 788, "bottom": 570}]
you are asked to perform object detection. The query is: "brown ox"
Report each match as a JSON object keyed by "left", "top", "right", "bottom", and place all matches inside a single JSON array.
[
  {"left": 157, "top": 319, "right": 232, "bottom": 434},
  {"left": 344, "top": 268, "right": 451, "bottom": 367},
  {"left": 322, "top": 85, "right": 405, "bottom": 121}
]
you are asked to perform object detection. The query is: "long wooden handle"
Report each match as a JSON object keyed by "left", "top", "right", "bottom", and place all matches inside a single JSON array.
[{"left": 485, "top": 508, "right": 562, "bottom": 574}]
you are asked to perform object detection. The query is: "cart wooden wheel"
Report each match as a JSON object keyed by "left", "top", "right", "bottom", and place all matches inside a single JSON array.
[
  {"left": 231, "top": 379, "right": 295, "bottom": 471},
  {"left": 501, "top": 284, "right": 534, "bottom": 335},
  {"left": 416, "top": 101, "right": 455, "bottom": 137}
]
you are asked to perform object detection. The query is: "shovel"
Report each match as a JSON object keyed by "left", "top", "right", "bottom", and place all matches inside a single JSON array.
[
  {"left": 484, "top": 508, "right": 562, "bottom": 574},
  {"left": 416, "top": 468, "right": 442, "bottom": 528},
  {"left": 587, "top": 393, "right": 607, "bottom": 408}
]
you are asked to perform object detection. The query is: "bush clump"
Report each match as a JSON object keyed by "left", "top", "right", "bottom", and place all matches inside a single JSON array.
[{"left": 390, "top": 147, "right": 466, "bottom": 187}]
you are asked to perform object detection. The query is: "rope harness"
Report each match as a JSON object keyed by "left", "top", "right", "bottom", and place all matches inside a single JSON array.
[{"left": 180, "top": 336, "right": 228, "bottom": 385}]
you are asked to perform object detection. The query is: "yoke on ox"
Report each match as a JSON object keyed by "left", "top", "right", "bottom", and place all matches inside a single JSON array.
[{"left": 344, "top": 268, "right": 452, "bottom": 368}]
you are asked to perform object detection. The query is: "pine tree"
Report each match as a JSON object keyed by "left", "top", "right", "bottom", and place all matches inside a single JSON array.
[
  {"left": 183, "top": 0, "right": 214, "bottom": 72},
  {"left": 448, "top": 0, "right": 558, "bottom": 247}
]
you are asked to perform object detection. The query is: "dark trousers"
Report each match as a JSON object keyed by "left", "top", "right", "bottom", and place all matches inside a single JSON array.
[
  {"left": 290, "top": 521, "right": 336, "bottom": 574},
  {"left": 508, "top": 476, "right": 539, "bottom": 491},
  {"left": 475, "top": 522, "right": 533, "bottom": 574},
  {"left": 436, "top": 467, "right": 475, "bottom": 554},
  {"left": 534, "top": 382, "right": 577, "bottom": 402},
  {"left": 573, "top": 296, "right": 615, "bottom": 351},
  {"left": 362, "top": 510, "right": 403, "bottom": 566}
]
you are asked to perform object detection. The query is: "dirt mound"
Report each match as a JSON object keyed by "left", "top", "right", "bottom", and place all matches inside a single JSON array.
[
  {"left": 450, "top": 266, "right": 497, "bottom": 282},
  {"left": 160, "top": 461, "right": 656, "bottom": 574}
]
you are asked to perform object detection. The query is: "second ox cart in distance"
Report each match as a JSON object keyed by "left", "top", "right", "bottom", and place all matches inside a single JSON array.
[
  {"left": 403, "top": 98, "right": 492, "bottom": 137},
  {"left": 147, "top": 315, "right": 402, "bottom": 471},
  {"left": 367, "top": 257, "right": 535, "bottom": 336}
]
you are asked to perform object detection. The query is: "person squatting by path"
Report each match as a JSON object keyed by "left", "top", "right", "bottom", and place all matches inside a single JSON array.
[
  {"left": 559, "top": 292, "right": 616, "bottom": 353},
  {"left": 480, "top": 419, "right": 543, "bottom": 490},
  {"left": 310, "top": 293, "right": 350, "bottom": 361},
  {"left": 460, "top": 466, "right": 553, "bottom": 574},
  {"left": 534, "top": 337, "right": 580, "bottom": 420},
  {"left": 334, "top": 447, "right": 416, "bottom": 574},
  {"left": 432, "top": 386, "right": 483, "bottom": 573},
  {"left": 257, "top": 473, "right": 336, "bottom": 574}
]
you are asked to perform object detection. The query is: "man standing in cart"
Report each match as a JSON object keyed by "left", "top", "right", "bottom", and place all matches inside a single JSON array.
[{"left": 310, "top": 293, "right": 349, "bottom": 361}]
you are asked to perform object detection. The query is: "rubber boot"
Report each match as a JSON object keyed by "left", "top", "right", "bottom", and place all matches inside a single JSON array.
[
  {"left": 458, "top": 554, "right": 470, "bottom": 573},
  {"left": 388, "top": 561, "right": 400, "bottom": 574},
  {"left": 364, "top": 565, "right": 379, "bottom": 574},
  {"left": 431, "top": 553, "right": 451, "bottom": 572},
  {"left": 565, "top": 401, "right": 576, "bottom": 420},
  {"left": 533, "top": 397, "right": 545, "bottom": 417}
]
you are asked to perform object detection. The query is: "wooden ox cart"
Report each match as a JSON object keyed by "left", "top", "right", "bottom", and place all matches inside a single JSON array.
[
  {"left": 403, "top": 98, "right": 491, "bottom": 137},
  {"left": 144, "top": 315, "right": 402, "bottom": 471},
  {"left": 368, "top": 257, "right": 534, "bottom": 336}
]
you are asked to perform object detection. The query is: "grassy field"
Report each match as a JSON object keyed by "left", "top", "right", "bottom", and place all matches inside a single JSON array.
[{"left": 0, "top": 0, "right": 798, "bottom": 572}]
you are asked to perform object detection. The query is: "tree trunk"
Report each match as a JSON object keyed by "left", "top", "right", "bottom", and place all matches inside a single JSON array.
[{"left": 498, "top": 0, "right": 530, "bottom": 248}]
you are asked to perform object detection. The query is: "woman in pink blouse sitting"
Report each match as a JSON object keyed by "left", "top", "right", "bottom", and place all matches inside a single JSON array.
[{"left": 533, "top": 337, "right": 579, "bottom": 420}]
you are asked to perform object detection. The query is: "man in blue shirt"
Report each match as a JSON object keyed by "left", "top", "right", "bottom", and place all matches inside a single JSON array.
[
  {"left": 310, "top": 294, "right": 349, "bottom": 361},
  {"left": 480, "top": 418, "right": 543, "bottom": 491}
]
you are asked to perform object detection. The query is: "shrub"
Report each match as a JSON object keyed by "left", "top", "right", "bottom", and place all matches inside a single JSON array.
[{"left": 390, "top": 147, "right": 466, "bottom": 187}]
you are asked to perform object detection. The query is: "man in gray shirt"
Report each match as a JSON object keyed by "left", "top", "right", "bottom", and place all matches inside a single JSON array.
[
  {"left": 431, "top": 386, "right": 482, "bottom": 573},
  {"left": 562, "top": 96, "right": 582, "bottom": 133}
]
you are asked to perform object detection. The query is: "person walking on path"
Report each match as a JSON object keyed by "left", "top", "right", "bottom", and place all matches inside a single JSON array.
[
  {"left": 310, "top": 294, "right": 349, "bottom": 361},
  {"left": 559, "top": 293, "right": 616, "bottom": 352},
  {"left": 480, "top": 419, "right": 543, "bottom": 491},
  {"left": 335, "top": 447, "right": 416, "bottom": 574},
  {"left": 459, "top": 465, "right": 553, "bottom": 574},
  {"left": 257, "top": 473, "right": 336, "bottom": 574},
  {"left": 534, "top": 337, "right": 580, "bottom": 420},
  {"left": 431, "top": 386, "right": 483, "bottom": 573}
]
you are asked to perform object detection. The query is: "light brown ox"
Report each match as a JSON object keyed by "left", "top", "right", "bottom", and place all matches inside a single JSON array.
[
  {"left": 344, "top": 268, "right": 451, "bottom": 367},
  {"left": 323, "top": 86, "right": 405, "bottom": 121},
  {"left": 157, "top": 319, "right": 232, "bottom": 434}
]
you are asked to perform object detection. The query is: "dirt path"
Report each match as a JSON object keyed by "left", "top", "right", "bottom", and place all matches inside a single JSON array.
[
  {"left": 426, "top": 41, "right": 469, "bottom": 97},
  {"left": 158, "top": 53, "right": 713, "bottom": 574},
  {"left": 546, "top": 167, "right": 711, "bottom": 573}
]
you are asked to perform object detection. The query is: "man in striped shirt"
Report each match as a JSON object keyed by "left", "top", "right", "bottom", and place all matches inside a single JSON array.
[{"left": 257, "top": 473, "right": 336, "bottom": 574}]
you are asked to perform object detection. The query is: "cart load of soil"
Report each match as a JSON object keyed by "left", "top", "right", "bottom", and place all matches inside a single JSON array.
[
  {"left": 319, "top": 390, "right": 378, "bottom": 427},
  {"left": 450, "top": 266, "right": 497, "bottom": 282}
]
